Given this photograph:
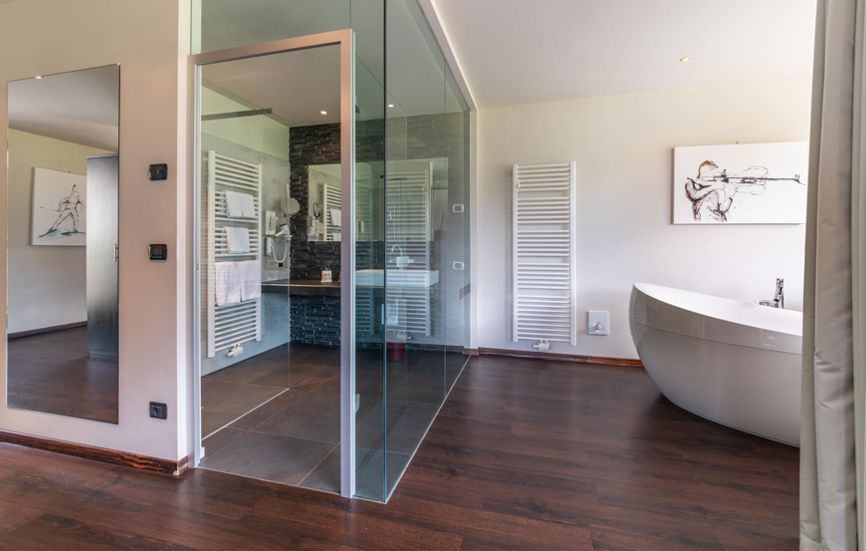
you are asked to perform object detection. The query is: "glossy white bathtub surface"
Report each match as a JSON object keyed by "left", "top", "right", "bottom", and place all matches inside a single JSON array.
[{"left": 629, "top": 282, "right": 802, "bottom": 446}]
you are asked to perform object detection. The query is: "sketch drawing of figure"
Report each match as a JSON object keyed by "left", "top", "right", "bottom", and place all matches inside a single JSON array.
[
  {"left": 684, "top": 160, "right": 801, "bottom": 222},
  {"left": 40, "top": 183, "right": 84, "bottom": 237}
]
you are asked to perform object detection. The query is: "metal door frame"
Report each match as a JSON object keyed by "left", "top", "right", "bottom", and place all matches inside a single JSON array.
[{"left": 190, "top": 29, "right": 356, "bottom": 497}]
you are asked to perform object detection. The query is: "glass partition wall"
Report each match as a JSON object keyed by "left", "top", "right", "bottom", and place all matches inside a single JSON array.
[{"left": 193, "top": 0, "right": 471, "bottom": 502}]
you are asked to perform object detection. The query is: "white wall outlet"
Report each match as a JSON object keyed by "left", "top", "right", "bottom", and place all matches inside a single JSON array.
[
  {"left": 452, "top": 203, "right": 465, "bottom": 213},
  {"left": 587, "top": 310, "right": 610, "bottom": 336},
  {"left": 452, "top": 261, "right": 465, "bottom": 271}
]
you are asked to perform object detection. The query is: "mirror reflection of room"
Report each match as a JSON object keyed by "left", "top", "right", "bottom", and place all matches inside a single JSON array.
[
  {"left": 198, "top": 46, "right": 346, "bottom": 493},
  {"left": 5, "top": 65, "right": 120, "bottom": 423}
]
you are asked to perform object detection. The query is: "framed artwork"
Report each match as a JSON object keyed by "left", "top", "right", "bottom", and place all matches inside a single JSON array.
[
  {"left": 673, "top": 142, "right": 808, "bottom": 224},
  {"left": 31, "top": 167, "right": 86, "bottom": 246}
]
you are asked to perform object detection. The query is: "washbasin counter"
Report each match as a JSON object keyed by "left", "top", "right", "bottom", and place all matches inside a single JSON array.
[
  {"left": 262, "top": 279, "right": 341, "bottom": 297},
  {"left": 355, "top": 269, "right": 439, "bottom": 288},
  {"left": 262, "top": 270, "right": 439, "bottom": 297}
]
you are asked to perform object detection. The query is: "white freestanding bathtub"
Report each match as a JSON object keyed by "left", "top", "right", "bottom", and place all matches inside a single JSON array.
[{"left": 629, "top": 283, "right": 802, "bottom": 446}]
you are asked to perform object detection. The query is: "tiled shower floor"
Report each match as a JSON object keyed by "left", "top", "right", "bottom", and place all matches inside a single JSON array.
[{"left": 200, "top": 344, "right": 452, "bottom": 496}]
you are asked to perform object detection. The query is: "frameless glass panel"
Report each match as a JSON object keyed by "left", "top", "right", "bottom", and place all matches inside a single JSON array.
[
  {"left": 197, "top": 45, "right": 344, "bottom": 494},
  {"left": 443, "top": 66, "right": 471, "bottom": 391},
  {"left": 6, "top": 65, "right": 120, "bottom": 423},
  {"left": 352, "top": 0, "right": 388, "bottom": 503},
  {"left": 384, "top": 0, "right": 448, "bottom": 498}
]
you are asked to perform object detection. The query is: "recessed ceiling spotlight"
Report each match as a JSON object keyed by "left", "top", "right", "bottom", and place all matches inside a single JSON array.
[
  {"left": 320, "top": 110, "right": 328, "bottom": 116},
  {"left": 34, "top": 75, "right": 43, "bottom": 79},
  {"left": 679, "top": 56, "right": 693, "bottom": 64},
  {"left": 387, "top": 103, "right": 395, "bottom": 109}
]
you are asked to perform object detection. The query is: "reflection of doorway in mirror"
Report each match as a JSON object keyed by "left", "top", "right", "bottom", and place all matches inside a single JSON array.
[{"left": 31, "top": 167, "right": 87, "bottom": 246}]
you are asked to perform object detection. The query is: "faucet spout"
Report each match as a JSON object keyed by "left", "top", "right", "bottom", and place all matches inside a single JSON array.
[{"left": 774, "top": 278, "right": 785, "bottom": 309}]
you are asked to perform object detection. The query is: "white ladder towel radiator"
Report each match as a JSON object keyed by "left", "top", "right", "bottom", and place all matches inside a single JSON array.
[
  {"left": 512, "top": 161, "right": 577, "bottom": 346},
  {"left": 206, "top": 150, "right": 263, "bottom": 358},
  {"left": 386, "top": 162, "right": 434, "bottom": 337}
]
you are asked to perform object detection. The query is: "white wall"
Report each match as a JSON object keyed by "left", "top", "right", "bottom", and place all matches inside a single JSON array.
[
  {"left": 6, "top": 130, "right": 109, "bottom": 333},
  {"left": 476, "top": 78, "right": 811, "bottom": 359},
  {"left": 0, "top": 0, "right": 191, "bottom": 461}
]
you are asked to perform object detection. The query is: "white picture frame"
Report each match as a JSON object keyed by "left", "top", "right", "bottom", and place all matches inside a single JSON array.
[
  {"left": 672, "top": 142, "right": 808, "bottom": 224},
  {"left": 31, "top": 167, "right": 87, "bottom": 246}
]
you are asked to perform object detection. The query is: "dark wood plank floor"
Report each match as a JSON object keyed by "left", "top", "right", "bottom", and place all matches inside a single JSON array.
[
  {"left": 0, "top": 356, "right": 798, "bottom": 550},
  {"left": 7, "top": 327, "right": 118, "bottom": 424}
]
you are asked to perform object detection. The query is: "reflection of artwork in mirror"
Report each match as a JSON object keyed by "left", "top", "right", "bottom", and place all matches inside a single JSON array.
[
  {"left": 31, "top": 168, "right": 86, "bottom": 246},
  {"left": 6, "top": 65, "right": 120, "bottom": 423}
]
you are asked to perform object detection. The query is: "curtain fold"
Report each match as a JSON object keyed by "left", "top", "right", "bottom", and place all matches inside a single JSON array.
[{"left": 801, "top": 0, "right": 865, "bottom": 549}]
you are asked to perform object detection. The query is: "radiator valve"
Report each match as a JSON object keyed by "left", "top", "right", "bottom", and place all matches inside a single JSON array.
[{"left": 532, "top": 339, "right": 551, "bottom": 352}]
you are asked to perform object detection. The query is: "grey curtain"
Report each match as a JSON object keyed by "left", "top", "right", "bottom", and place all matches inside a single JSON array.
[{"left": 801, "top": 0, "right": 866, "bottom": 549}]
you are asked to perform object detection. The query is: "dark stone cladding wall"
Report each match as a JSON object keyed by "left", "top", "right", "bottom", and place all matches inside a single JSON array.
[
  {"left": 289, "top": 295, "right": 341, "bottom": 347},
  {"left": 288, "top": 120, "right": 386, "bottom": 280},
  {"left": 288, "top": 123, "right": 341, "bottom": 280},
  {"left": 289, "top": 113, "right": 468, "bottom": 279},
  {"left": 288, "top": 113, "right": 468, "bottom": 345}
]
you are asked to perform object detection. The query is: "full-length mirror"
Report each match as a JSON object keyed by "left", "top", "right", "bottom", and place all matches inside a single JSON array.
[{"left": 6, "top": 65, "right": 120, "bottom": 423}]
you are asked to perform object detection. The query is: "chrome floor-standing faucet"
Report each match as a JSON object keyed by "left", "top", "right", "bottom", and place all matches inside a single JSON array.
[
  {"left": 773, "top": 278, "right": 785, "bottom": 309},
  {"left": 758, "top": 278, "right": 785, "bottom": 308}
]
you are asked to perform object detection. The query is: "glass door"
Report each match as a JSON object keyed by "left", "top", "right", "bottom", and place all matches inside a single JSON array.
[{"left": 192, "top": 31, "right": 356, "bottom": 496}]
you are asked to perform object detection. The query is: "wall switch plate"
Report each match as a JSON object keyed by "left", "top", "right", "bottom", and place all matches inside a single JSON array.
[
  {"left": 587, "top": 310, "right": 610, "bottom": 336},
  {"left": 452, "top": 203, "right": 465, "bottom": 213},
  {"left": 149, "top": 401, "right": 168, "bottom": 420},
  {"left": 148, "top": 244, "right": 168, "bottom": 261},
  {"left": 148, "top": 163, "right": 168, "bottom": 181},
  {"left": 452, "top": 261, "right": 465, "bottom": 271}
]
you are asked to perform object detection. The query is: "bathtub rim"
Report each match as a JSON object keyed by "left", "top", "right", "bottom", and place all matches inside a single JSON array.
[
  {"left": 631, "top": 283, "right": 802, "bottom": 355},
  {"left": 634, "top": 282, "right": 802, "bottom": 337}
]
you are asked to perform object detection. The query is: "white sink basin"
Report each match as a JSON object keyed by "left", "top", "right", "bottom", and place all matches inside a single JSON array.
[{"left": 356, "top": 269, "right": 439, "bottom": 288}]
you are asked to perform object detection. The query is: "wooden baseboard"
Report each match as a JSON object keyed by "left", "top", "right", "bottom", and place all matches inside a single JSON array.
[
  {"left": 477, "top": 347, "right": 643, "bottom": 368},
  {"left": 8, "top": 321, "right": 87, "bottom": 340},
  {"left": 0, "top": 430, "right": 188, "bottom": 476}
]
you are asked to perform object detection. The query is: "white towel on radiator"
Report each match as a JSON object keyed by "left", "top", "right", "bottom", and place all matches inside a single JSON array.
[
  {"left": 242, "top": 193, "right": 257, "bottom": 218},
  {"left": 224, "top": 226, "right": 250, "bottom": 253},
  {"left": 224, "top": 190, "right": 247, "bottom": 218},
  {"left": 239, "top": 260, "right": 261, "bottom": 302},
  {"left": 214, "top": 262, "right": 242, "bottom": 306}
]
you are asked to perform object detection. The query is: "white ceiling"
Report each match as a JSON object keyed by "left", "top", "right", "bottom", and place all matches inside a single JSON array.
[
  {"left": 8, "top": 64, "right": 119, "bottom": 150},
  {"left": 435, "top": 0, "right": 817, "bottom": 107},
  {"left": 202, "top": 46, "right": 342, "bottom": 127}
]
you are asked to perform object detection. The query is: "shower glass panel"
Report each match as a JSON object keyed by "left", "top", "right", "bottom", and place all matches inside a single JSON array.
[
  {"left": 196, "top": 43, "right": 346, "bottom": 494},
  {"left": 382, "top": 0, "right": 448, "bottom": 498},
  {"left": 443, "top": 66, "right": 471, "bottom": 390},
  {"left": 193, "top": 0, "right": 471, "bottom": 502},
  {"left": 353, "top": 60, "right": 388, "bottom": 499}
]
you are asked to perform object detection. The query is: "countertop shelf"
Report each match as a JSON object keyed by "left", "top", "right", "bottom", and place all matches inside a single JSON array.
[{"left": 262, "top": 279, "right": 341, "bottom": 297}]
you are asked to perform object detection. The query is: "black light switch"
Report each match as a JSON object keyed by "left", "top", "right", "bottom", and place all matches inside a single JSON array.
[
  {"left": 149, "top": 402, "right": 168, "bottom": 420},
  {"left": 148, "top": 244, "right": 168, "bottom": 261},
  {"left": 148, "top": 163, "right": 168, "bottom": 181}
]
